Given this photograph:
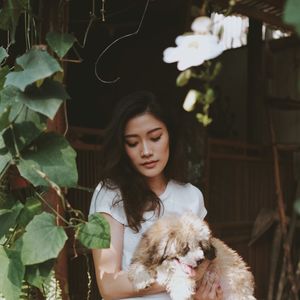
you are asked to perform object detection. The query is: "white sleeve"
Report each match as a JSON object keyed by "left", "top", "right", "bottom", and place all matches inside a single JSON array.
[
  {"left": 196, "top": 188, "right": 207, "bottom": 220},
  {"left": 89, "top": 182, "right": 127, "bottom": 225},
  {"left": 186, "top": 183, "right": 207, "bottom": 220}
]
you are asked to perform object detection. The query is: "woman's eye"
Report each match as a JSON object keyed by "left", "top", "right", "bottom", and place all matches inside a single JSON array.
[
  {"left": 151, "top": 135, "right": 162, "bottom": 142},
  {"left": 125, "top": 141, "right": 138, "bottom": 148}
]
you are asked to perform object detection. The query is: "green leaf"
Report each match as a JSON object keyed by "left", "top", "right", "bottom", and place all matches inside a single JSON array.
[
  {"left": 5, "top": 49, "right": 62, "bottom": 91},
  {"left": 0, "top": 106, "right": 11, "bottom": 131},
  {"left": 0, "top": 66, "right": 10, "bottom": 89},
  {"left": 17, "top": 132, "right": 78, "bottom": 187},
  {"left": 0, "top": 135, "right": 11, "bottom": 175},
  {"left": 0, "top": 0, "right": 28, "bottom": 44},
  {"left": 3, "top": 114, "right": 47, "bottom": 156},
  {"left": 0, "top": 153, "right": 11, "bottom": 175},
  {"left": 46, "top": 32, "right": 76, "bottom": 58},
  {"left": 0, "top": 85, "right": 23, "bottom": 122},
  {"left": 16, "top": 196, "right": 42, "bottom": 227},
  {"left": 0, "top": 47, "right": 8, "bottom": 64},
  {"left": 76, "top": 213, "right": 110, "bottom": 249},
  {"left": 21, "top": 212, "right": 67, "bottom": 265},
  {"left": 283, "top": 0, "right": 300, "bottom": 35},
  {"left": 0, "top": 246, "right": 25, "bottom": 300},
  {"left": 0, "top": 200, "right": 23, "bottom": 239},
  {"left": 16, "top": 79, "right": 70, "bottom": 119},
  {"left": 294, "top": 198, "right": 300, "bottom": 215},
  {"left": 25, "top": 259, "right": 55, "bottom": 290}
]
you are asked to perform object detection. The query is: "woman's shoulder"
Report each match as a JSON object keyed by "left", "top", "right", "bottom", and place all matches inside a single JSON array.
[
  {"left": 89, "top": 181, "right": 127, "bottom": 224},
  {"left": 166, "top": 180, "right": 206, "bottom": 219},
  {"left": 169, "top": 180, "right": 203, "bottom": 196}
]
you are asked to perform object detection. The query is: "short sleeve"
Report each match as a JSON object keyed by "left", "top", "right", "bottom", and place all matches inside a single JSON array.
[
  {"left": 184, "top": 183, "right": 207, "bottom": 220},
  {"left": 89, "top": 183, "right": 127, "bottom": 225},
  {"left": 195, "top": 188, "right": 207, "bottom": 220}
]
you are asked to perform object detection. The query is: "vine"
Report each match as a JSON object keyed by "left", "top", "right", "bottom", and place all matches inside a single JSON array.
[{"left": 0, "top": 1, "right": 110, "bottom": 300}]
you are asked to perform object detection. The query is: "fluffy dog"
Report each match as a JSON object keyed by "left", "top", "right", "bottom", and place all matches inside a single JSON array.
[{"left": 128, "top": 212, "right": 256, "bottom": 300}]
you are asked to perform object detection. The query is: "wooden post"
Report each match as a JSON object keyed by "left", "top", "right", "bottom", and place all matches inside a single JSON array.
[
  {"left": 39, "top": 1, "right": 70, "bottom": 299},
  {"left": 247, "top": 18, "right": 264, "bottom": 143}
]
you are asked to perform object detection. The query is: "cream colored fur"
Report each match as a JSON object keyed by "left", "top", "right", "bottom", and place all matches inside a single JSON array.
[{"left": 128, "top": 212, "right": 256, "bottom": 300}]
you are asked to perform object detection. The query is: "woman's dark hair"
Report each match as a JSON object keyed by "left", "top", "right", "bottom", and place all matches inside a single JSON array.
[{"left": 98, "top": 91, "right": 186, "bottom": 232}]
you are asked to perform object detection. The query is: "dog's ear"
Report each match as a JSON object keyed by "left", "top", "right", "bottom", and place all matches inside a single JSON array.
[
  {"left": 200, "top": 240, "right": 216, "bottom": 260},
  {"left": 142, "top": 232, "right": 176, "bottom": 266}
]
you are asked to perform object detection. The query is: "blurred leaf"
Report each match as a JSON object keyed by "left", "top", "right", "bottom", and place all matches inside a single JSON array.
[
  {"left": 21, "top": 212, "right": 67, "bottom": 265},
  {"left": 46, "top": 32, "right": 76, "bottom": 58},
  {"left": 17, "top": 132, "right": 78, "bottom": 187},
  {"left": 294, "top": 198, "right": 300, "bottom": 215},
  {"left": 0, "top": 0, "right": 28, "bottom": 43},
  {"left": 16, "top": 79, "right": 69, "bottom": 119},
  {"left": 283, "top": 0, "right": 300, "bottom": 35},
  {"left": 211, "top": 62, "right": 222, "bottom": 80},
  {"left": 0, "top": 47, "right": 8, "bottom": 64},
  {"left": 25, "top": 259, "right": 55, "bottom": 290},
  {"left": 196, "top": 113, "right": 212, "bottom": 126},
  {"left": 5, "top": 49, "right": 62, "bottom": 91},
  {"left": 204, "top": 88, "right": 215, "bottom": 105},
  {"left": 176, "top": 69, "right": 192, "bottom": 87},
  {"left": 0, "top": 200, "right": 23, "bottom": 239},
  {"left": 16, "top": 196, "right": 42, "bottom": 227},
  {"left": 76, "top": 213, "right": 110, "bottom": 249}
]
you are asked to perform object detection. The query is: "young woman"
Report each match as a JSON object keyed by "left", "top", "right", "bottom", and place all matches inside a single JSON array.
[{"left": 89, "top": 91, "right": 222, "bottom": 300}]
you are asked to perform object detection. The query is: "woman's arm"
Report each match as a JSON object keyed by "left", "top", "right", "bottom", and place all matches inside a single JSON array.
[{"left": 92, "top": 213, "right": 165, "bottom": 300}]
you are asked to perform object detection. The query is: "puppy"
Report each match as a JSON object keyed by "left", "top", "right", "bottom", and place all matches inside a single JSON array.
[{"left": 128, "top": 212, "right": 256, "bottom": 300}]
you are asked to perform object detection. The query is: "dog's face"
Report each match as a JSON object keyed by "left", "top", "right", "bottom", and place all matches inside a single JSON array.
[{"left": 144, "top": 212, "right": 216, "bottom": 276}]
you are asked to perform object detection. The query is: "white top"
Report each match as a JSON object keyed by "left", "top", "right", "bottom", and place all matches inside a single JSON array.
[{"left": 89, "top": 180, "right": 207, "bottom": 300}]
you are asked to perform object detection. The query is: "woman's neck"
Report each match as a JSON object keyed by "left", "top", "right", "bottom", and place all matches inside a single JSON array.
[{"left": 146, "top": 175, "right": 168, "bottom": 196}]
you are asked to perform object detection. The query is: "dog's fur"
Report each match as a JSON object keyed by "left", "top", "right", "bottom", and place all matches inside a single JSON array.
[{"left": 128, "top": 212, "right": 256, "bottom": 300}]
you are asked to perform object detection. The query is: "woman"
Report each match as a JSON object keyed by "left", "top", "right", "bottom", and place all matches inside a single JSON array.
[{"left": 89, "top": 91, "right": 222, "bottom": 299}]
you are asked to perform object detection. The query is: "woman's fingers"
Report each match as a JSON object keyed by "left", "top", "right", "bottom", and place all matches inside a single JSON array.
[{"left": 194, "top": 271, "right": 223, "bottom": 300}]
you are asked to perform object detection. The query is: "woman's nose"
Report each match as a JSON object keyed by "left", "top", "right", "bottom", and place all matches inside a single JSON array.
[{"left": 141, "top": 141, "right": 153, "bottom": 157}]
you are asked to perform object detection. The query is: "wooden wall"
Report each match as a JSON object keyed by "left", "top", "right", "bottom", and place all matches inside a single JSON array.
[{"left": 204, "top": 138, "right": 296, "bottom": 299}]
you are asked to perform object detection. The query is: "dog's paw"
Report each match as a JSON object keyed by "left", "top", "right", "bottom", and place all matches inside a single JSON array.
[
  {"left": 167, "top": 276, "right": 195, "bottom": 300},
  {"left": 128, "top": 263, "right": 155, "bottom": 290}
]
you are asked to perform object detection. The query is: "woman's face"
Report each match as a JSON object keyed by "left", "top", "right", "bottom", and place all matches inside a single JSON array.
[{"left": 124, "top": 112, "right": 170, "bottom": 180}]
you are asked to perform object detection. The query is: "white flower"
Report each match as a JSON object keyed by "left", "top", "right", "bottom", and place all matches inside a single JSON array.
[
  {"left": 191, "top": 16, "right": 212, "bottom": 34},
  {"left": 183, "top": 89, "right": 200, "bottom": 112},
  {"left": 163, "top": 34, "right": 223, "bottom": 71}
]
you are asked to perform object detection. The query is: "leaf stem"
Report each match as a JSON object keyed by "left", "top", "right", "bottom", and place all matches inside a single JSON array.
[{"left": 34, "top": 191, "right": 70, "bottom": 225}]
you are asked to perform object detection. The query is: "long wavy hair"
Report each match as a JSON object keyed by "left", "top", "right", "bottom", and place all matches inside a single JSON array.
[{"left": 98, "top": 91, "right": 187, "bottom": 232}]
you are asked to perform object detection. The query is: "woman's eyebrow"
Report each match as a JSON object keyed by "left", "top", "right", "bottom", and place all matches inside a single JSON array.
[{"left": 124, "top": 127, "right": 162, "bottom": 138}]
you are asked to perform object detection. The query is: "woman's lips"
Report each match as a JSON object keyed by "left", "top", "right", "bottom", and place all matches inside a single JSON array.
[{"left": 141, "top": 160, "right": 158, "bottom": 169}]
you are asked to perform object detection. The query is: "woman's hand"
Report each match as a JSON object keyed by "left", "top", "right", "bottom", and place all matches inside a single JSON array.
[{"left": 194, "top": 267, "right": 223, "bottom": 300}]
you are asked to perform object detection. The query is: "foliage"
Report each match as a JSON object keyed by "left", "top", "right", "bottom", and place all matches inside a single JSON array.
[
  {"left": 0, "top": 1, "right": 110, "bottom": 299},
  {"left": 283, "top": 0, "right": 300, "bottom": 36}
]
